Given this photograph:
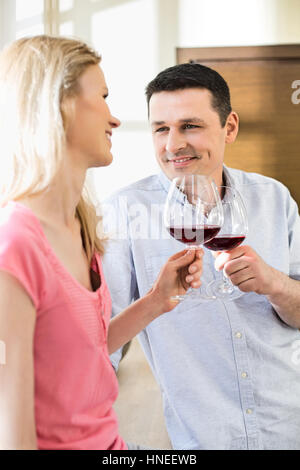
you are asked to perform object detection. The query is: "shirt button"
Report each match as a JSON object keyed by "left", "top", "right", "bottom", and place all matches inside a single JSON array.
[
  {"left": 246, "top": 408, "right": 253, "bottom": 414},
  {"left": 235, "top": 332, "right": 242, "bottom": 339},
  {"left": 241, "top": 372, "right": 248, "bottom": 378}
]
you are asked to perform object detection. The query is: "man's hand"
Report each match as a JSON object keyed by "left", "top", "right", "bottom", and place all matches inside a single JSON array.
[
  {"left": 214, "top": 245, "right": 279, "bottom": 295},
  {"left": 214, "top": 244, "right": 300, "bottom": 328}
]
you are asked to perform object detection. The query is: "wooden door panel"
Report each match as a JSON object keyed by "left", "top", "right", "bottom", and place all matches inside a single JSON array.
[{"left": 177, "top": 46, "right": 300, "bottom": 206}]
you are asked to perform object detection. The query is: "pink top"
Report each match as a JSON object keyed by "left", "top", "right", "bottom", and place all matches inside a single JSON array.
[{"left": 0, "top": 202, "right": 127, "bottom": 450}]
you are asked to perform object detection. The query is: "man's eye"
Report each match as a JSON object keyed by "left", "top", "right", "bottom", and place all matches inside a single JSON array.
[
  {"left": 183, "top": 124, "right": 200, "bottom": 129},
  {"left": 155, "top": 127, "right": 168, "bottom": 133}
]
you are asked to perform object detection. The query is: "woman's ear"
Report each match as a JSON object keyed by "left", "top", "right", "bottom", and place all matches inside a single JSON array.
[
  {"left": 60, "top": 96, "right": 76, "bottom": 135},
  {"left": 225, "top": 111, "right": 239, "bottom": 144}
]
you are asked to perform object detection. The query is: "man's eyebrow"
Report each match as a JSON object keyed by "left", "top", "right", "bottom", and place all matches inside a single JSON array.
[
  {"left": 151, "top": 120, "right": 166, "bottom": 126},
  {"left": 179, "top": 118, "right": 206, "bottom": 124},
  {"left": 151, "top": 117, "right": 206, "bottom": 126}
]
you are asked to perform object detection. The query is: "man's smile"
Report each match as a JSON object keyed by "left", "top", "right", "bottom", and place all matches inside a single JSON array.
[{"left": 166, "top": 155, "right": 201, "bottom": 168}]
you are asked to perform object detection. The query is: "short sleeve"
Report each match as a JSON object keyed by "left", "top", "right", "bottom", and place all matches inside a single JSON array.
[{"left": 0, "top": 212, "right": 47, "bottom": 310}]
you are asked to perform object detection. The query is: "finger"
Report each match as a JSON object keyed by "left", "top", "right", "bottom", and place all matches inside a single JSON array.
[
  {"left": 195, "top": 248, "right": 204, "bottom": 259},
  {"left": 188, "top": 258, "right": 203, "bottom": 275},
  {"left": 224, "top": 260, "right": 249, "bottom": 277},
  {"left": 214, "top": 252, "right": 229, "bottom": 271},
  {"left": 170, "top": 247, "right": 203, "bottom": 263},
  {"left": 227, "top": 245, "right": 248, "bottom": 258},
  {"left": 185, "top": 274, "right": 201, "bottom": 288},
  {"left": 186, "top": 270, "right": 201, "bottom": 282},
  {"left": 215, "top": 250, "right": 246, "bottom": 271},
  {"left": 188, "top": 249, "right": 203, "bottom": 273},
  {"left": 168, "top": 248, "right": 196, "bottom": 262},
  {"left": 229, "top": 268, "right": 253, "bottom": 285},
  {"left": 170, "top": 249, "right": 197, "bottom": 269},
  {"left": 236, "top": 277, "right": 256, "bottom": 292}
]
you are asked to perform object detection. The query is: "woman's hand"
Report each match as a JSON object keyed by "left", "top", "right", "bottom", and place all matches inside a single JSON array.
[{"left": 150, "top": 248, "right": 203, "bottom": 314}]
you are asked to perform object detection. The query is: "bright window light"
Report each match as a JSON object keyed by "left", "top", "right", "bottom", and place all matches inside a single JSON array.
[
  {"left": 16, "top": 0, "right": 43, "bottom": 22},
  {"left": 16, "top": 23, "right": 44, "bottom": 39},
  {"left": 60, "top": 0, "right": 74, "bottom": 12},
  {"left": 60, "top": 21, "right": 74, "bottom": 36},
  {"left": 91, "top": 0, "right": 156, "bottom": 122}
]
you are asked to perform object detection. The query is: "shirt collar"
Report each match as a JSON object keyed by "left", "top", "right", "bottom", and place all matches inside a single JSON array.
[
  {"left": 158, "top": 170, "right": 172, "bottom": 194},
  {"left": 222, "top": 165, "right": 235, "bottom": 188}
]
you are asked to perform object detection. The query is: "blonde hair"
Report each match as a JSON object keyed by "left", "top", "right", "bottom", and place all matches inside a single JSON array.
[{"left": 0, "top": 35, "right": 105, "bottom": 259}]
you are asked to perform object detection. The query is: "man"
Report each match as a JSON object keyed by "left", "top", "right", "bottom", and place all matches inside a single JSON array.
[{"left": 102, "top": 63, "right": 300, "bottom": 450}]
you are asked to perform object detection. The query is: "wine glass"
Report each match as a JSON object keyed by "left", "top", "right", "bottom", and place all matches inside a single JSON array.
[
  {"left": 164, "top": 174, "right": 224, "bottom": 302},
  {"left": 204, "top": 186, "right": 248, "bottom": 301}
]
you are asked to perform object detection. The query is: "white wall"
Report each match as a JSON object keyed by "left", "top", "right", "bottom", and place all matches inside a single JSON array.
[{"left": 178, "top": 0, "right": 300, "bottom": 47}]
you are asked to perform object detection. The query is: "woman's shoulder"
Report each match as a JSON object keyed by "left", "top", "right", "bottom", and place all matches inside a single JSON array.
[
  {"left": 0, "top": 201, "right": 49, "bottom": 270},
  {"left": 0, "top": 202, "right": 49, "bottom": 310},
  {"left": 0, "top": 201, "right": 45, "bottom": 248}
]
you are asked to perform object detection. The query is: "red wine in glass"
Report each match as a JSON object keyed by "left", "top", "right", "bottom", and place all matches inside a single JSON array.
[
  {"left": 164, "top": 175, "right": 224, "bottom": 301},
  {"left": 167, "top": 225, "right": 221, "bottom": 246},
  {"left": 205, "top": 186, "right": 248, "bottom": 301},
  {"left": 204, "top": 234, "right": 246, "bottom": 251}
]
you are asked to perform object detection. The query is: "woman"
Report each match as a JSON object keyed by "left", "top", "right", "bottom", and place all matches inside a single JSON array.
[{"left": 0, "top": 36, "right": 202, "bottom": 450}]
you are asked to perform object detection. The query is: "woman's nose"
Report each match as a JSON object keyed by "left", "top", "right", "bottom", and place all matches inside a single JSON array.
[{"left": 110, "top": 115, "right": 121, "bottom": 128}]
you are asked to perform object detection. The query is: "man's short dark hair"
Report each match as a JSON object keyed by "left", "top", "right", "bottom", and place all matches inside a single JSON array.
[{"left": 145, "top": 63, "right": 232, "bottom": 127}]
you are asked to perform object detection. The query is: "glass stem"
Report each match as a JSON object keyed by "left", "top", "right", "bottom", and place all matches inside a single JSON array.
[{"left": 221, "top": 270, "right": 235, "bottom": 294}]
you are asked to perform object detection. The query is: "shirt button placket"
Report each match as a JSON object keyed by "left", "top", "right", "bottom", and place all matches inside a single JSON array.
[{"left": 231, "top": 322, "right": 260, "bottom": 449}]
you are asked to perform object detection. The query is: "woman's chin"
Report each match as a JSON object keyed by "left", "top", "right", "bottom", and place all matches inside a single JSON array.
[{"left": 92, "top": 153, "right": 113, "bottom": 168}]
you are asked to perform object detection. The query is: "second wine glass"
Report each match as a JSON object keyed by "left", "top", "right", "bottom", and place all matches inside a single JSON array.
[
  {"left": 164, "top": 174, "right": 224, "bottom": 302},
  {"left": 204, "top": 186, "right": 248, "bottom": 301}
]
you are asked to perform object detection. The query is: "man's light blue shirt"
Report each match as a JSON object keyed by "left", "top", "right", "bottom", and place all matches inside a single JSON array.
[{"left": 102, "top": 167, "right": 300, "bottom": 450}]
